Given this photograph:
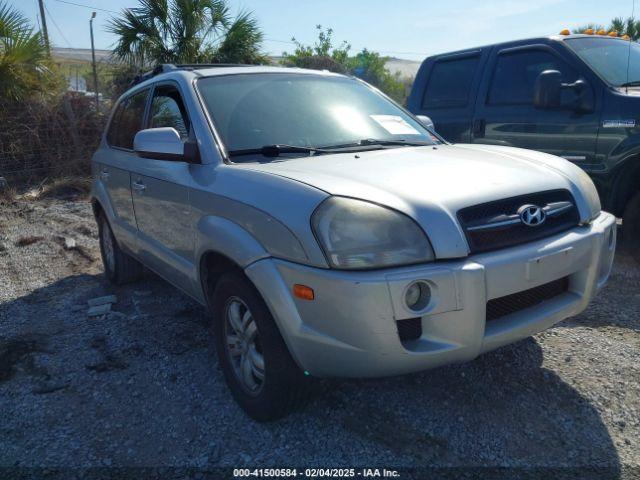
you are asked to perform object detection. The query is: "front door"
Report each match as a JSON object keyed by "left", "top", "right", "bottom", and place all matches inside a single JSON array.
[
  {"left": 129, "top": 82, "right": 195, "bottom": 290},
  {"left": 472, "top": 44, "right": 600, "bottom": 168}
]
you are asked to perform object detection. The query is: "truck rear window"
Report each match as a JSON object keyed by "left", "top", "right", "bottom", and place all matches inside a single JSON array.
[{"left": 421, "top": 56, "right": 480, "bottom": 109}]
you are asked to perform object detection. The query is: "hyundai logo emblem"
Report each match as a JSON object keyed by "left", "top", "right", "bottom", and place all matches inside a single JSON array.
[{"left": 518, "top": 204, "right": 546, "bottom": 227}]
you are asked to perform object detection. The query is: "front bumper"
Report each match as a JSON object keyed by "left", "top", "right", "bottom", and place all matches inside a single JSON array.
[{"left": 245, "top": 212, "right": 617, "bottom": 378}]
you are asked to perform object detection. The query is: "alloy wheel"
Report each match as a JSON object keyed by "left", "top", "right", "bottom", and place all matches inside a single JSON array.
[{"left": 223, "top": 297, "right": 265, "bottom": 395}]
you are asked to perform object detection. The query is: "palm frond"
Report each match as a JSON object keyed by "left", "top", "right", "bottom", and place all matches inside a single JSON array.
[
  {"left": 108, "top": 0, "right": 264, "bottom": 66},
  {"left": 213, "top": 11, "right": 264, "bottom": 63},
  {"left": 0, "top": 1, "right": 57, "bottom": 102}
]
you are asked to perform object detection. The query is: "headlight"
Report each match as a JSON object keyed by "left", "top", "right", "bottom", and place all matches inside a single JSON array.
[{"left": 312, "top": 196, "right": 434, "bottom": 269}]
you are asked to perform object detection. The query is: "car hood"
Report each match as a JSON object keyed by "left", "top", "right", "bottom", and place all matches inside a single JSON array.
[{"left": 237, "top": 144, "right": 600, "bottom": 258}]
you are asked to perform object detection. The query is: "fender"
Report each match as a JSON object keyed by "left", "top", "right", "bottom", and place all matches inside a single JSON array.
[
  {"left": 90, "top": 180, "right": 116, "bottom": 221},
  {"left": 195, "top": 215, "right": 270, "bottom": 272}
]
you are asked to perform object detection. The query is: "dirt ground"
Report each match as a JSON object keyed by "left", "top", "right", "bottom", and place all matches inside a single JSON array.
[{"left": 0, "top": 192, "right": 638, "bottom": 478}]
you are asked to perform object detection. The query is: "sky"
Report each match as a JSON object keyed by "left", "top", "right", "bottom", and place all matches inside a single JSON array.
[{"left": 11, "top": 0, "right": 638, "bottom": 61}]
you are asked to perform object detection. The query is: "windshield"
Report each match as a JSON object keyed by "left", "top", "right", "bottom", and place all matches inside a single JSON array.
[
  {"left": 196, "top": 73, "right": 437, "bottom": 159},
  {"left": 565, "top": 37, "right": 640, "bottom": 87}
]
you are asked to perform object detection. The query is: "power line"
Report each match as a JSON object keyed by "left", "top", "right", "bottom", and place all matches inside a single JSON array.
[
  {"left": 43, "top": 2, "right": 73, "bottom": 48},
  {"left": 52, "top": 0, "right": 119, "bottom": 14},
  {"left": 47, "top": 0, "right": 429, "bottom": 58},
  {"left": 264, "top": 38, "right": 295, "bottom": 45}
]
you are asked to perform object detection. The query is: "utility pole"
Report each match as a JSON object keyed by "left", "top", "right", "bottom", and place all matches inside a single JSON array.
[
  {"left": 90, "top": 12, "right": 99, "bottom": 110},
  {"left": 37, "top": 0, "right": 51, "bottom": 56}
]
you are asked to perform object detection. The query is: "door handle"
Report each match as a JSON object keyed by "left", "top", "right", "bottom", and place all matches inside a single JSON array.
[
  {"left": 473, "top": 118, "right": 486, "bottom": 139},
  {"left": 100, "top": 169, "right": 109, "bottom": 181},
  {"left": 132, "top": 181, "right": 146, "bottom": 193}
]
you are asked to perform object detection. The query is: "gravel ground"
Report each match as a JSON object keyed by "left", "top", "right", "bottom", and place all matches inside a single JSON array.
[{"left": 0, "top": 194, "right": 638, "bottom": 478}]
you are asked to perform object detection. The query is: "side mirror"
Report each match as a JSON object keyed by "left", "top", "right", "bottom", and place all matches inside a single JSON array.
[
  {"left": 534, "top": 70, "right": 562, "bottom": 109},
  {"left": 534, "top": 70, "right": 594, "bottom": 113},
  {"left": 134, "top": 127, "right": 186, "bottom": 161},
  {"left": 416, "top": 115, "right": 435, "bottom": 132}
]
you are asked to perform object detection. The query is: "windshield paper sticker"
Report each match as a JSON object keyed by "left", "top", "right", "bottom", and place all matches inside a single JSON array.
[
  {"left": 370, "top": 115, "right": 421, "bottom": 135},
  {"left": 602, "top": 119, "right": 636, "bottom": 128}
]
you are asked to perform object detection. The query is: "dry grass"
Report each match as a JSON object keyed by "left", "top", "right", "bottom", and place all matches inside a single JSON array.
[
  {"left": 0, "top": 185, "right": 17, "bottom": 202},
  {"left": 19, "top": 176, "right": 92, "bottom": 201}
]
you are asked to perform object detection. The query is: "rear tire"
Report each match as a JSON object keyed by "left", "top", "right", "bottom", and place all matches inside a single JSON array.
[
  {"left": 622, "top": 191, "right": 640, "bottom": 263},
  {"left": 211, "top": 271, "right": 312, "bottom": 421},
  {"left": 97, "top": 214, "right": 143, "bottom": 284}
]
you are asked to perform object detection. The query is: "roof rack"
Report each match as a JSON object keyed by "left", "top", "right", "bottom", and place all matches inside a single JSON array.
[{"left": 130, "top": 63, "right": 254, "bottom": 86}]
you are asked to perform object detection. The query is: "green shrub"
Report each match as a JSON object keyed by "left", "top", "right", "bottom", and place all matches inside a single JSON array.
[{"left": 282, "top": 25, "right": 409, "bottom": 103}]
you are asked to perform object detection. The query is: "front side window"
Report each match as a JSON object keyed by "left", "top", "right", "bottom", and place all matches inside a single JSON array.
[
  {"left": 422, "top": 56, "right": 480, "bottom": 109},
  {"left": 149, "top": 84, "right": 190, "bottom": 139},
  {"left": 488, "top": 50, "right": 576, "bottom": 105},
  {"left": 197, "top": 73, "right": 436, "bottom": 161},
  {"left": 107, "top": 89, "right": 149, "bottom": 150},
  {"left": 566, "top": 37, "right": 640, "bottom": 87}
]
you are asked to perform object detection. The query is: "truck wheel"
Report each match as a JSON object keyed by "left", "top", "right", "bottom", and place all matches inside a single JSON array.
[
  {"left": 97, "top": 214, "right": 143, "bottom": 284},
  {"left": 211, "top": 271, "right": 312, "bottom": 421},
  {"left": 623, "top": 191, "right": 640, "bottom": 263}
]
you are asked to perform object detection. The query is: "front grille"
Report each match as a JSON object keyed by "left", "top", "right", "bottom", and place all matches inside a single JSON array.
[
  {"left": 457, "top": 190, "right": 580, "bottom": 254},
  {"left": 486, "top": 277, "right": 569, "bottom": 322},
  {"left": 397, "top": 317, "right": 422, "bottom": 342}
]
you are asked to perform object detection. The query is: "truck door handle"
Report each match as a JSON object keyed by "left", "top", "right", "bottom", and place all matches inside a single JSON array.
[
  {"left": 132, "top": 181, "right": 146, "bottom": 193},
  {"left": 473, "top": 118, "right": 486, "bottom": 138},
  {"left": 100, "top": 169, "right": 109, "bottom": 181}
]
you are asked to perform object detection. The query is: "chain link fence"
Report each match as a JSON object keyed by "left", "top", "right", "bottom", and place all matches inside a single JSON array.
[{"left": 0, "top": 94, "right": 107, "bottom": 182}]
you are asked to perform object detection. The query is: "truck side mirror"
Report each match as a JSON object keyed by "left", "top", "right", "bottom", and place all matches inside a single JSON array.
[
  {"left": 533, "top": 70, "right": 562, "bottom": 109},
  {"left": 534, "top": 70, "right": 594, "bottom": 113}
]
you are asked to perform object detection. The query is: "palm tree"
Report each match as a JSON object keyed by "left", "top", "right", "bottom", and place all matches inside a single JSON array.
[
  {"left": 609, "top": 17, "right": 640, "bottom": 40},
  {"left": 108, "top": 0, "right": 266, "bottom": 67},
  {"left": 572, "top": 23, "right": 605, "bottom": 35},
  {"left": 573, "top": 17, "right": 640, "bottom": 40},
  {"left": 0, "top": 2, "right": 56, "bottom": 101}
]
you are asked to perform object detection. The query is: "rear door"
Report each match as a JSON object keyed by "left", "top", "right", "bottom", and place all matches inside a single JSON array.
[
  {"left": 129, "top": 82, "right": 195, "bottom": 290},
  {"left": 99, "top": 88, "right": 150, "bottom": 251},
  {"left": 472, "top": 43, "right": 599, "bottom": 163},
  {"left": 409, "top": 50, "right": 486, "bottom": 142}
]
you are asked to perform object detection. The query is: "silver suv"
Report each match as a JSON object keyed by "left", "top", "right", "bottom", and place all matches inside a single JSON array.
[{"left": 91, "top": 64, "right": 616, "bottom": 421}]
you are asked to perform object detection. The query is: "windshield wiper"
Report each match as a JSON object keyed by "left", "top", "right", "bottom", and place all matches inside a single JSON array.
[
  {"left": 228, "top": 144, "right": 329, "bottom": 158},
  {"left": 228, "top": 138, "right": 433, "bottom": 160},
  {"left": 360, "top": 138, "right": 433, "bottom": 147},
  {"left": 320, "top": 138, "right": 433, "bottom": 150},
  {"left": 619, "top": 80, "right": 640, "bottom": 88}
]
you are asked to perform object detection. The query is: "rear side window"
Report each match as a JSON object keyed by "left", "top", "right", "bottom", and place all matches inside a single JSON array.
[
  {"left": 149, "top": 84, "right": 190, "bottom": 139},
  {"left": 107, "top": 89, "right": 149, "bottom": 149},
  {"left": 421, "top": 56, "right": 480, "bottom": 109},
  {"left": 488, "top": 50, "right": 576, "bottom": 105}
]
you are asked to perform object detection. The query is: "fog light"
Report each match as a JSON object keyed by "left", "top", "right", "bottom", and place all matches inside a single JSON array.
[{"left": 404, "top": 281, "right": 431, "bottom": 311}]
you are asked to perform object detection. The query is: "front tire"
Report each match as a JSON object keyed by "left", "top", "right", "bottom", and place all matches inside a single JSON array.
[
  {"left": 97, "top": 214, "right": 143, "bottom": 284},
  {"left": 211, "top": 272, "right": 311, "bottom": 421},
  {"left": 623, "top": 191, "right": 640, "bottom": 263}
]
